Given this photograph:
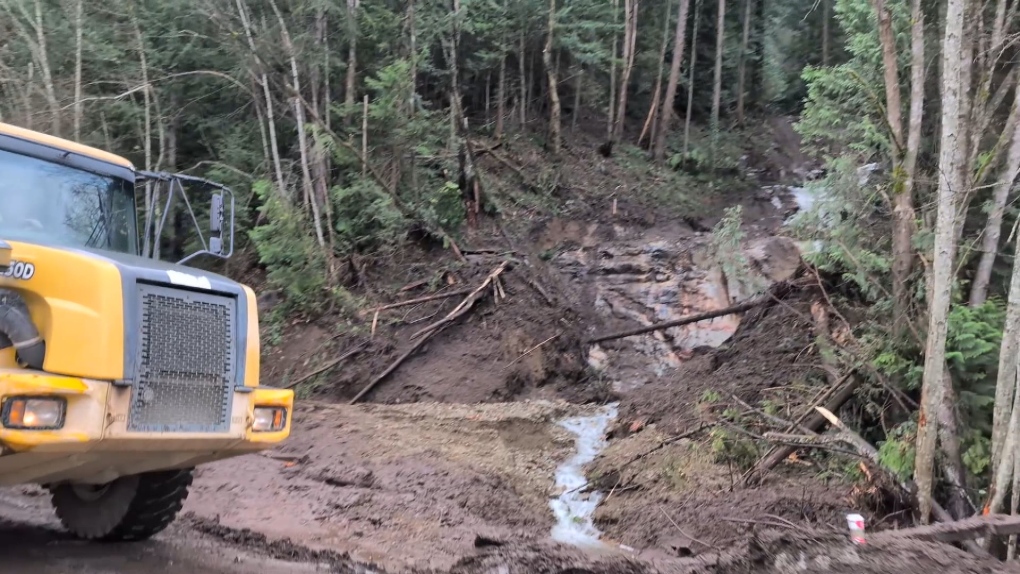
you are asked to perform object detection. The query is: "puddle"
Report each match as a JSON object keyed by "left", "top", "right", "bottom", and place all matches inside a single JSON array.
[{"left": 549, "top": 403, "right": 620, "bottom": 547}]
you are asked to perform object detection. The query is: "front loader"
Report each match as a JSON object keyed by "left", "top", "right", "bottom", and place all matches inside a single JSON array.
[{"left": 0, "top": 122, "right": 292, "bottom": 541}]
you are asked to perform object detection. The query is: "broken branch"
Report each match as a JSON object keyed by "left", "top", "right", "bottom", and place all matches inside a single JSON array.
[
  {"left": 285, "top": 343, "right": 368, "bottom": 390},
  {"left": 409, "top": 261, "right": 511, "bottom": 341},
  {"left": 360, "top": 288, "right": 473, "bottom": 317},
  {"left": 803, "top": 406, "right": 987, "bottom": 554},
  {"left": 731, "top": 395, "right": 818, "bottom": 436},
  {"left": 475, "top": 143, "right": 533, "bottom": 187},
  {"left": 743, "top": 371, "right": 859, "bottom": 485}
]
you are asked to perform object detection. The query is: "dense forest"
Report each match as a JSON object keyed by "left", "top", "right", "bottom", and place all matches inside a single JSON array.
[{"left": 4, "top": 0, "right": 1020, "bottom": 549}]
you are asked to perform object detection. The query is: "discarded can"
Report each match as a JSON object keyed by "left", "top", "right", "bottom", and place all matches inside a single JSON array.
[{"left": 846, "top": 513, "right": 866, "bottom": 545}]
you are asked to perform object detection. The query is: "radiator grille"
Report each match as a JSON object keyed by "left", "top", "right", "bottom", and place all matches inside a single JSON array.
[{"left": 128, "top": 283, "right": 236, "bottom": 432}]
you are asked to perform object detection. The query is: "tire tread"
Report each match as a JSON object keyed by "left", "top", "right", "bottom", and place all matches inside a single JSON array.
[{"left": 52, "top": 469, "right": 194, "bottom": 542}]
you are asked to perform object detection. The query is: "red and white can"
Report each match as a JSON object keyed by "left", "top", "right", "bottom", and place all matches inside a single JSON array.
[{"left": 846, "top": 513, "right": 866, "bottom": 545}]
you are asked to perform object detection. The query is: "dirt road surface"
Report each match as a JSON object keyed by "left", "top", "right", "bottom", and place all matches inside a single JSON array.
[{"left": 0, "top": 489, "right": 332, "bottom": 574}]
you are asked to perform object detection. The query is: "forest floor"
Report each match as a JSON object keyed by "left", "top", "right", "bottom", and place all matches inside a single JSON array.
[{"left": 2, "top": 117, "right": 1014, "bottom": 574}]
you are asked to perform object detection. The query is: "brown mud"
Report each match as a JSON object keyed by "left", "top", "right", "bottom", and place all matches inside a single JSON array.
[{"left": 1, "top": 120, "right": 1005, "bottom": 574}]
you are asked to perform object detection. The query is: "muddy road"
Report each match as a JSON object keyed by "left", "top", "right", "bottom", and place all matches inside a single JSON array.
[
  {"left": 0, "top": 522, "right": 328, "bottom": 574},
  {"left": 0, "top": 490, "right": 332, "bottom": 574}
]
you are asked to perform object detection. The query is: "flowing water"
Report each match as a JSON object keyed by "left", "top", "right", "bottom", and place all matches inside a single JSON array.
[{"left": 548, "top": 403, "right": 620, "bottom": 547}]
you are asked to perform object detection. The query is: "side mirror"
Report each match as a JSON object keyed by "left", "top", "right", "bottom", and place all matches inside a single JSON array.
[{"left": 210, "top": 193, "right": 224, "bottom": 233}]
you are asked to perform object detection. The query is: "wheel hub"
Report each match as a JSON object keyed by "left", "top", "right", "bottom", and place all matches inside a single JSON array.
[{"left": 70, "top": 482, "right": 112, "bottom": 502}]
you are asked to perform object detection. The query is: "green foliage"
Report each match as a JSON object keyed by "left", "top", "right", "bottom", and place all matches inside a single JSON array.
[
  {"left": 710, "top": 205, "right": 767, "bottom": 297},
  {"left": 797, "top": 0, "right": 910, "bottom": 157},
  {"left": 963, "top": 433, "right": 992, "bottom": 480},
  {"left": 789, "top": 157, "right": 891, "bottom": 302},
  {"left": 867, "top": 299, "right": 1003, "bottom": 487},
  {"left": 700, "top": 389, "right": 722, "bottom": 405},
  {"left": 331, "top": 179, "right": 407, "bottom": 253},
  {"left": 248, "top": 180, "right": 327, "bottom": 314},
  {"left": 877, "top": 421, "right": 916, "bottom": 481},
  {"left": 709, "top": 428, "right": 759, "bottom": 470},
  {"left": 667, "top": 125, "right": 745, "bottom": 173},
  {"left": 946, "top": 300, "right": 1004, "bottom": 388},
  {"left": 419, "top": 180, "right": 467, "bottom": 232}
]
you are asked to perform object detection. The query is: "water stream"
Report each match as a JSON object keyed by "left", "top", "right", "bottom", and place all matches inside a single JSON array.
[{"left": 549, "top": 403, "right": 620, "bottom": 547}]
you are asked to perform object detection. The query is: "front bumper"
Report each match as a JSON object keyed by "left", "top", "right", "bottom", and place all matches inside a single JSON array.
[{"left": 0, "top": 369, "right": 292, "bottom": 486}]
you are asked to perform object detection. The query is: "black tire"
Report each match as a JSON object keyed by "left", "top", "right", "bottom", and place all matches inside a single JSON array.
[{"left": 50, "top": 468, "right": 194, "bottom": 542}]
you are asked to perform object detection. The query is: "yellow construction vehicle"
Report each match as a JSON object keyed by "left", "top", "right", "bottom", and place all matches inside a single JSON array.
[{"left": 0, "top": 122, "right": 292, "bottom": 541}]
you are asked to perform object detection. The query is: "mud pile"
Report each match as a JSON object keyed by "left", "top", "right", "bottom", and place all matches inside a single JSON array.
[
  {"left": 612, "top": 281, "right": 820, "bottom": 436},
  {"left": 437, "top": 530, "right": 1020, "bottom": 574},
  {"left": 265, "top": 252, "right": 600, "bottom": 405}
]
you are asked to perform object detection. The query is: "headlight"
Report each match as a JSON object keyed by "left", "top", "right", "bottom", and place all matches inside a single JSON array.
[
  {"left": 2, "top": 397, "right": 66, "bottom": 430},
  {"left": 252, "top": 407, "right": 287, "bottom": 432}
]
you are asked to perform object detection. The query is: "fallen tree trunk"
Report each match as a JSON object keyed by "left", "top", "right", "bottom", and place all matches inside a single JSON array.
[
  {"left": 588, "top": 278, "right": 810, "bottom": 345},
  {"left": 410, "top": 261, "right": 510, "bottom": 341},
  {"left": 874, "top": 514, "right": 1020, "bottom": 544},
  {"left": 350, "top": 261, "right": 511, "bottom": 404},
  {"left": 743, "top": 374, "right": 859, "bottom": 485},
  {"left": 349, "top": 325, "right": 449, "bottom": 404},
  {"left": 586, "top": 296, "right": 769, "bottom": 345},
  {"left": 810, "top": 406, "right": 990, "bottom": 556}
]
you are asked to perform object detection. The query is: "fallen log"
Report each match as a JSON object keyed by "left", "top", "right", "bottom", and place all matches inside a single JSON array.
[
  {"left": 349, "top": 325, "right": 449, "bottom": 404},
  {"left": 349, "top": 262, "right": 510, "bottom": 404},
  {"left": 409, "top": 261, "right": 510, "bottom": 341},
  {"left": 808, "top": 406, "right": 990, "bottom": 556},
  {"left": 743, "top": 371, "right": 859, "bottom": 485},
  {"left": 874, "top": 513, "right": 1020, "bottom": 544},
  {"left": 586, "top": 296, "right": 770, "bottom": 345}
]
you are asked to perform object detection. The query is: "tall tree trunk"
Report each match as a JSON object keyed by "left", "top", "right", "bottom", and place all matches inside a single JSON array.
[
  {"left": 571, "top": 66, "right": 583, "bottom": 132},
  {"left": 638, "top": 0, "right": 673, "bottom": 147},
  {"left": 269, "top": 0, "right": 326, "bottom": 248},
  {"left": 236, "top": 0, "right": 286, "bottom": 198},
  {"left": 896, "top": 0, "right": 926, "bottom": 339},
  {"left": 314, "top": 6, "right": 336, "bottom": 264},
  {"left": 408, "top": 0, "right": 417, "bottom": 116},
  {"left": 990, "top": 251, "right": 1020, "bottom": 512},
  {"left": 32, "top": 0, "right": 58, "bottom": 136},
  {"left": 543, "top": 0, "right": 561, "bottom": 154},
  {"left": 710, "top": 0, "right": 726, "bottom": 162},
  {"left": 72, "top": 0, "right": 83, "bottom": 141},
  {"left": 873, "top": 0, "right": 912, "bottom": 338},
  {"left": 822, "top": 0, "right": 830, "bottom": 66},
  {"left": 519, "top": 26, "right": 527, "bottom": 126},
  {"left": 736, "top": 0, "right": 752, "bottom": 124},
  {"left": 986, "top": 240, "right": 1020, "bottom": 534},
  {"left": 955, "top": 2, "right": 976, "bottom": 218},
  {"left": 613, "top": 0, "right": 638, "bottom": 143},
  {"left": 653, "top": 0, "right": 691, "bottom": 161},
  {"left": 495, "top": 49, "right": 507, "bottom": 138},
  {"left": 133, "top": 9, "right": 154, "bottom": 257},
  {"left": 915, "top": 0, "right": 966, "bottom": 524},
  {"left": 345, "top": 0, "right": 360, "bottom": 126},
  {"left": 873, "top": 0, "right": 903, "bottom": 147},
  {"left": 970, "top": 77, "right": 1020, "bottom": 307},
  {"left": 683, "top": 0, "right": 701, "bottom": 157},
  {"left": 607, "top": 0, "right": 619, "bottom": 139}
]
